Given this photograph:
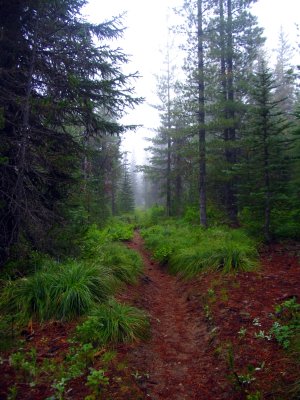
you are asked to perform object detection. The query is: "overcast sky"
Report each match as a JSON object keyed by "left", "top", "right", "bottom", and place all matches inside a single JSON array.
[{"left": 84, "top": 0, "right": 300, "bottom": 162}]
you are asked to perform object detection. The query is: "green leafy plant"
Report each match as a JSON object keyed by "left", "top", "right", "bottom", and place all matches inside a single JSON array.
[
  {"left": 86, "top": 368, "right": 109, "bottom": 399},
  {"left": 65, "top": 343, "right": 96, "bottom": 377},
  {"left": 270, "top": 297, "right": 300, "bottom": 349},
  {"left": 9, "top": 348, "right": 37, "bottom": 381},
  {"left": 103, "top": 220, "right": 134, "bottom": 241},
  {"left": 50, "top": 377, "right": 70, "bottom": 400},
  {"left": 76, "top": 299, "right": 150, "bottom": 345},
  {"left": 227, "top": 345, "right": 263, "bottom": 393},
  {"left": 238, "top": 327, "right": 247, "bottom": 338},
  {"left": 254, "top": 330, "right": 272, "bottom": 341},
  {"left": 7, "top": 385, "right": 18, "bottom": 400}
]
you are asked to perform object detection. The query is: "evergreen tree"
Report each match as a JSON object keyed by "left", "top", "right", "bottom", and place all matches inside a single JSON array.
[
  {"left": 206, "top": 0, "right": 264, "bottom": 225},
  {"left": 118, "top": 154, "right": 135, "bottom": 214},
  {"left": 238, "top": 60, "right": 291, "bottom": 241},
  {"left": 0, "top": 0, "right": 140, "bottom": 264},
  {"left": 274, "top": 27, "right": 296, "bottom": 116}
]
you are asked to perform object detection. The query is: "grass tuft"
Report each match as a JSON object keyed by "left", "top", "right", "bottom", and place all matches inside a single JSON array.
[
  {"left": 76, "top": 298, "right": 150, "bottom": 345},
  {"left": 141, "top": 222, "right": 258, "bottom": 277}
]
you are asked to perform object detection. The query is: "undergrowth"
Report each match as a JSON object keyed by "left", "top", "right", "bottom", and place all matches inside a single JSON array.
[
  {"left": 0, "top": 218, "right": 142, "bottom": 325},
  {"left": 76, "top": 298, "right": 150, "bottom": 345},
  {"left": 141, "top": 221, "right": 258, "bottom": 276}
]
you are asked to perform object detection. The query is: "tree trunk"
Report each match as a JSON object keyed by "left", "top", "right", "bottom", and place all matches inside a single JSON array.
[
  {"left": 263, "top": 120, "right": 271, "bottom": 242},
  {"left": 166, "top": 50, "right": 172, "bottom": 217},
  {"left": 197, "top": 0, "right": 207, "bottom": 227},
  {"left": 11, "top": 16, "right": 39, "bottom": 247},
  {"left": 225, "top": 0, "right": 238, "bottom": 226}
]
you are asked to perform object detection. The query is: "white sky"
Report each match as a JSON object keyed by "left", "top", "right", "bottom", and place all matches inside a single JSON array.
[{"left": 84, "top": 0, "right": 300, "bottom": 163}]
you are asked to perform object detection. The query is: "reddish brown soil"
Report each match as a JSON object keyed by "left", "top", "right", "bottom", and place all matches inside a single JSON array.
[
  {"left": 0, "top": 234, "right": 299, "bottom": 400},
  {"left": 121, "top": 234, "right": 300, "bottom": 400}
]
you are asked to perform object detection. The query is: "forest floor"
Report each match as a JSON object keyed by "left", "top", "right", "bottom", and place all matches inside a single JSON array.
[{"left": 0, "top": 232, "right": 299, "bottom": 399}]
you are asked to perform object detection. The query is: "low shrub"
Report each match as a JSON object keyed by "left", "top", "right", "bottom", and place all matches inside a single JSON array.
[{"left": 76, "top": 299, "right": 150, "bottom": 345}]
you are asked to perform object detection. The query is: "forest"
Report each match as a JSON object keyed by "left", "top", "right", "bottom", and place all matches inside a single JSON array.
[{"left": 0, "top": 0, "right": 299, "bottom": 399}]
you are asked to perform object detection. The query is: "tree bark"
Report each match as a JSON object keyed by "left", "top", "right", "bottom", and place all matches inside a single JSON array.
[
  {"left": 225, "top": 0, "right": 238, "bottom": 226},
  {"left": 197, "top": 0, "right": 207, "bottom": 227}
]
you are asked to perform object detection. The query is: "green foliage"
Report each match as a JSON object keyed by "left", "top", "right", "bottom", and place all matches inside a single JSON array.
[
  {"left": 141, "top": 221, "right": 257, "bottom": 276},
  {"left": 81, "top": 221, "right": 135, "bottom": 259},
  {"left": 9, "top": 348, "right": 37, "bottom": 381},
  {"left": 86, "top": 368, "right": 109, "bottom": 398},
  {"left": 270, "top": 297, "right": 300, "bottom": 349},
  {"left": 98, "top": 243, "right": 142, "bottom": 285},
  {"left": 103, "top": 220, "right": 135, "bottom": 241},
  {"left": 0, "top": 217, "right": 141, "bottom": 325},
  {"left": 0, "top": 262, "right": 115, "bottom": 322},
  {"left": 1, "top": 271, "right": 53, "bottom": 321},
  {"left": 49, "top": 262, "right": 114, "bottom": 321},
  {"left": 76, "top": 299, "right": 150, "bottom": 345},
  {"left": 136, "top": 206, "right": 166, "bottom": 228}
]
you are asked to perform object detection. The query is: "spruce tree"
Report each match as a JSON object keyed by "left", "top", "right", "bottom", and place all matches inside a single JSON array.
[
  {"left": 118, "top": 154, "right": 135, "bottom": 214},
  {"left": 0, "top": 0, "right": 141, "bottom": 264},
  {"left": 238, "top": 59, "right": 291, "bottom": 241}
]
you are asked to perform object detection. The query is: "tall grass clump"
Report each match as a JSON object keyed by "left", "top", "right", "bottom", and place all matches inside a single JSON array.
[
  {"left": 0, "top": 262, "right": 115, "bottom": 322},
  {"left": 98, "top": 243, "right": 142, "bottom": 284},
  {"left": 0, "top": 271, "right": 52, "bottom": 321},
  {"left": 141, "top": 221, "right": 257, "bottom": 276},
  {"left": 169, "top": 227, "right": 258, "bottom": 277},
  {"left": 103, "top": 219, "right": 135, "bottom": 241},
  {"left": 141, "top": 223, "right": 200, "bottom": 264},
  {"left": 50, "top": 262, "right": 115, "bottom": 320},
  {"left": 76, "top": 298, "right": 150, "bottom": 345}
]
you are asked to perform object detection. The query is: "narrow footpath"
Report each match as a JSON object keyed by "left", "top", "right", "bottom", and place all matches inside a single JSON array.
[{"left": 122, "top": 231, "right": 228, "bottom": 400}]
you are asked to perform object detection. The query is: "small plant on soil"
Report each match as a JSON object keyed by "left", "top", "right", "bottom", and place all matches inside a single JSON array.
[
  {"left": 9, "top": 347, "right": 38, "bottom": 382},
  {"left": 252, "top": 317, "right": 261, "bottom": 327},
  {"left": 48, "top": 377, "right": 70, "bottom": 400},
  {"left": 227, "top": 345, "right": 264, "bottom": 394},
  {"left": 270, "top": 297, "right": 300, "bottom": 350},
  {"left": 65, "top": 342, "right": 96, "bottom": 376},
  {"left": 238, "top": 327, "right": 247, "bottom": 338},
  {"left": 254, "top": 330, "right": 272, "bottom": 341},
  {"left": 246, "top": 391, "right": 262, "bottom": 400},
  {"left": 85, "top": 368, "right": 109, "bottom": 399},
  {"left": 7, "top": 385, "right": 18, "bottom": 400}
]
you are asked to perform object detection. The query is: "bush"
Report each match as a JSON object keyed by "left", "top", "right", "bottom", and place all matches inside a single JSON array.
[{"left": 76, "top": 299, "right": 150, "bottom": 345}]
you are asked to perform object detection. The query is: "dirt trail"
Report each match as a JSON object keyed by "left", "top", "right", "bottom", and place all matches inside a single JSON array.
[{"left": 124, "top": 232, "right": 224, "bottom": 400}]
